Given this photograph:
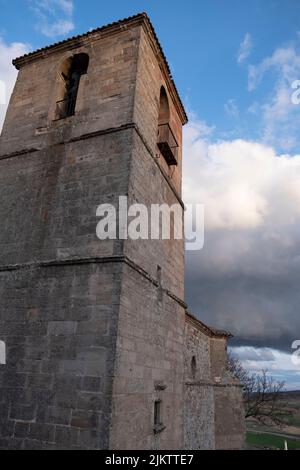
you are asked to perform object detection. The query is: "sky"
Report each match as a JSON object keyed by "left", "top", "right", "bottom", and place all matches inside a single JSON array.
[{"left": 0, "top": 0, "right": 300, "bottom": 389}]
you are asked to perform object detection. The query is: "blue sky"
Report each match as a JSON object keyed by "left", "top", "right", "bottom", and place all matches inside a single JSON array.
[
  {"left": 0, "top": 0, "right": 300, "bottom": 150},
  {"left": 1, "top": 1, "right": 300, "bottom": 150},
  {"left": 1, "top": 1, "right": 300, "bottom": 389},
  {"left": 1, "top": 0, "right": 300, "bottom": 150}
]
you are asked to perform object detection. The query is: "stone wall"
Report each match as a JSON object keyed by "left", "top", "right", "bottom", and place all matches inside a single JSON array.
[
  {"left": 109, "top": 22, "right": 187, "bottom": 448},
  {"left": 0, "top": 15, "right": 188, "bottom": 450},
  {"left": 0, "top": 20, "right": 140, "bottom": 448},
  {"left": 0, "top": 126, "right": 135, "bottom": 449},
  {"left": 214, "top": 385, "right": 245, "bottom": 449},
  {"left": 0, "top": 262, "right": 121, "bottom": 449},
  {"left": 124, "top": 131, "right": 185, "bottom": 301},
  {"left": 184, "top": 318, "right": 211, "bottom": 383},
  {"left": 0, "top": 26, "right": 140, "bottom": 156},
  {"left": 133, "top": 26, "right": 183, "bottom": 196},
  {"left": 184, "top": 384, "right": 215, "bottom": 450},
  {"left": 110, "top": 265, "right": 185, "bottom": 450},
  {"left": 0, "top": 131, "right": 133, "bottom": 267},
  {"left": 210, "top": 337, "right": 227, "bottom": 380},
  {"left": 183, "top": 317, "right": 215, "bottom": 449},
  {"left": 0, "top": 13, "right": 244, "bottom": 450},
  {"left": 183, "top": 315, "right": 245, "bottom": 450}
]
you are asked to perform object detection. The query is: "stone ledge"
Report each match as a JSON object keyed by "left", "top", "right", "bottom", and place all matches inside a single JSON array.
[
  {"left": 0, "top": 122, "right": 184, "bottom": 209},
  {"left": 185, "top": 380, "right": 244, "bottom": 388},
  {"left": 0, "top": 254, "right": 187, "bottom": 309}
]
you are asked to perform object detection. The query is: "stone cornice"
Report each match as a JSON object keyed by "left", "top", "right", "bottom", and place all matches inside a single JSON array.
[
  {"left": 0, "top": 122, "right": 185, "bottom": 209},
  {"left": 185, "top": 380, "right": 243, "bottom": 389},
  {"left": 0, "top": 255, "right": 187, "bottom": 309},
  {"left": 185, "top": 311, "right": 233, "bottom": 339}
]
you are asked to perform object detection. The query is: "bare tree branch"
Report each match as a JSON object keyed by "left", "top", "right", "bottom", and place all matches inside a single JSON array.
[{"left": 227, "top": 354, "right": 291, "bottom": 427}]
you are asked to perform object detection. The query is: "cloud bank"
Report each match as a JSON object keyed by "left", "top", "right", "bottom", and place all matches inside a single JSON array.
[
  {"left": 183, "top": 36, "right": 300, "bottom": 379},
  {"left": 230, "top": 346, "right": 300, "bottom": 390},
  {"left": 183, "top": 116, "right": 300, "bottom": 355}
]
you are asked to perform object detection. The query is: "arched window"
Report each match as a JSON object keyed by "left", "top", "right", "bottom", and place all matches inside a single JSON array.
[
  {"left": 56, "top": 53, "right": 89, "bottom": 120},
  {"left": 191, "top": 355, "right": 197, "bottom": 379},
  {"left": 158, "top": 86, "right": 170, "bottom": 125},
  {"left": 157, "top": 86, "right": 178, "bottom": 166}
]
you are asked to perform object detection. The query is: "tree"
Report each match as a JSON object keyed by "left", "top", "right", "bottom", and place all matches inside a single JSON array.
[{"left": 228, "top": 354, "right": 291, "bottom": 426}]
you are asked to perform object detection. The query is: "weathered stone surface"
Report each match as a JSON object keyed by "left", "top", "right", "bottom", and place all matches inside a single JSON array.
[
  {"left": 184, "top": 315, "right": 245, "bottom": 450},
  {"left": 0, "top": 14, "right": 244, "bottom": 450}
]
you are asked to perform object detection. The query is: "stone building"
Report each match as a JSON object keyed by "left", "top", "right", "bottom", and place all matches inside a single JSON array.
[{"left": 0, "top": 13, "right": 245, "bottom": 450}]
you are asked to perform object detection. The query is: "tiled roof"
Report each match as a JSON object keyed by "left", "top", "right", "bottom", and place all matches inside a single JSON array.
[{"left": 12, "top": 12, "right": 188, "bottom": 124}]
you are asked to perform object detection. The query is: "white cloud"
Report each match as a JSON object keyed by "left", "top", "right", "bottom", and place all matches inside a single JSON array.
[
  {"left": 0, "top": 38, "right": 30, "bottom": 132},
  {"left": 247, "top": 101, "right": 260, "bottom": 115},
  {"left": 183, "top": 116, "right": 300, "bottom": 353},
  {"left": 247, "top": 41, "right": 300, "bottom": 151},
  {"left": 31, "top": 0, "right": 75, "bottom": 38},
  {"left": 237, "top": 33, "right": 252, "bottom": 64},
  {"left": 224, "top": 99, "right": 239, "bottom": 118},
  {"left": 57, "top": 0, "right": 73, "bottom": 16},
  {"left": 40, "top": 19, "right": 74, "bottom": 37},
  {"left": 231, "top": 346, "right": 276, "bottom": 363},
  {"left": 230, "top": 346, "right": 300, "bottom": 389},
  {"left": 248, "top": 46, "right": 300, "bottom": 91},
  {"left": 184, "top": 118, "right": 300, "bottom": 231}
]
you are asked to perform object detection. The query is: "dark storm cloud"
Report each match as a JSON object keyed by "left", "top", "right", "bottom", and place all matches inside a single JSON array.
[
  {"left": 182, "top": 116, "right": 300, "bottom": 355},
  {"left": 185, "top": 226, "right": 300, "bottom": 353}
]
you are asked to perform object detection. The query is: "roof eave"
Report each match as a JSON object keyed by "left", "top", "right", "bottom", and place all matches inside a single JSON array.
[
  {"left": 12, "top": 12, "right": 188, "bottom": 125},
  {"left": 185, "top": 311, "right": 234, "bottom": 339}
]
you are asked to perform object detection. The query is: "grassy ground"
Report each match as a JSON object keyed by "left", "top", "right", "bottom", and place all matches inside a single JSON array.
[
  {"left": 246, "top": 431, "right": 300, "bottom": 450},
  {"left": 246, "top": 391, "right": 300, "bottom": 449},
  {"left": 286, "top": 414, "right": 300, "bottom": 427}
]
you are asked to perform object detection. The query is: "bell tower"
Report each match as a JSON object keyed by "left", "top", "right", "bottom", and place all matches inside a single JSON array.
[{"left": 0, "top": 14, "right": 188, "bottom": 449}]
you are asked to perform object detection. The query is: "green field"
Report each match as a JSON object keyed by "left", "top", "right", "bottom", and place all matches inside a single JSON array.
[
  {"left": 246, "top": 391, "right": 300, "bottom": 450},
  {"left": 286, "top": 402, "right": 300, "bottom": 410},
  {"left": 286, "top": 414, "right": 300, "bottom": 427},
  {"left": 246, "top": 431, "right": 300, "bottom": 450}
]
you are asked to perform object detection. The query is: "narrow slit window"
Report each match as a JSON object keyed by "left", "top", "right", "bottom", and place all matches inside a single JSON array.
[
  {"left": 154, "top": 400, "right": 161, "bottom": 427},
  {"left": 0, "top": 341, "right": 6, "bottom": 365},
  {"left": 154, "top": 400, "right": 165, "bottom": 434},
  {"left": 191, "top": 355, "right": 197, "bottom": 379}
]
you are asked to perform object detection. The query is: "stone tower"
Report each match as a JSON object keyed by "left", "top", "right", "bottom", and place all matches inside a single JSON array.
[
  {"left": 0, "top": 13, "right": 245, "bottom": 450},
  {"left": 0, "top": 14, "right": 189, "bottom": 449}
]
